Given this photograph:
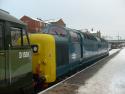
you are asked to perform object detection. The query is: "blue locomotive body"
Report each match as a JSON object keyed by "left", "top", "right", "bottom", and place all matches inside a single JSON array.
[{"left": 42, "top": 24, "right": 109, "bottom": 77}]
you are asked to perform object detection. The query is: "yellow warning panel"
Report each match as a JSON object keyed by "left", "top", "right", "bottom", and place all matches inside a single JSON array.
[{"left": 29, "top": 34, "right": 56, "bottom": 83}]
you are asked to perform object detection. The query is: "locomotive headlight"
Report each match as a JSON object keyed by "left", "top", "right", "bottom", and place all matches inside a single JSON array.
[{"left": 31, "top": 45, "right": 38, "bottom": 53}]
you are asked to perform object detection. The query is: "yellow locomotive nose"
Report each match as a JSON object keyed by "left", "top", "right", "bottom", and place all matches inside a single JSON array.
[{"left": 29, "top": 34, "right": 56, "bottom": 83}]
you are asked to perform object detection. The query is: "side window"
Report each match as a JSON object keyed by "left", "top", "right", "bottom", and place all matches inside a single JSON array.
[
  {"left": 0, "top": 24, "right": 3, "bottom": 49},
  {"left": 10, "top": 27, "right": 29, "bottom": 47},
  {"left": 49, "top": 26, "right": 67, "bottom": 37},
  {"left": 70, "top": 31, "right": 79, "bottom": 42},
  {"left": 82, "top": 33, "right": 87, "bottom": 39}
]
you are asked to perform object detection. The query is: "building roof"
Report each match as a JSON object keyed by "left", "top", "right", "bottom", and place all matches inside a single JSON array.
[
  {"left": 47, "top": 19, "right": 65, "bottom": 25},
  {"left": 21, "top": 15, "right": 40, "bottom": 22},
  {"left": 37, "top": 18, "right": 66, "bottom": 27}
]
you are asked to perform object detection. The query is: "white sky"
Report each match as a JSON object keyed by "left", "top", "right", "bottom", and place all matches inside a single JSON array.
[{"left": 0, "top": 0, "right": 125, "bottom": 39}]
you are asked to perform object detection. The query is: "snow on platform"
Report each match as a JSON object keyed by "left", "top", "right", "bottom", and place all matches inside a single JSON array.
[
  {"left": 109, "top": 49, "right": 120, "bottom": 55},
  {"left": 39, "top": 48, "right": 124, "bottom": 94}
]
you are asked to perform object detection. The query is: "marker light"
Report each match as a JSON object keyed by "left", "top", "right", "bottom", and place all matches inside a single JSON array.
[{"left": 31, "top": 45, "right": 38, "bottom": 53}]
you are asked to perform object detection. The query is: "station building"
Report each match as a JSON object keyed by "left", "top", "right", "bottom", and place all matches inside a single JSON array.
[{"left": 20, "top": 16, "right": 66, "bottom": 33}]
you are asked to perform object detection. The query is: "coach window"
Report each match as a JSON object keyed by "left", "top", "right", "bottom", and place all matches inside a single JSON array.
[
  {"left": 49, "top": 26, "right": 67, "bottom": 37},
  {"left": 0, "top": 25, "right": 3, "bottom": 49}
]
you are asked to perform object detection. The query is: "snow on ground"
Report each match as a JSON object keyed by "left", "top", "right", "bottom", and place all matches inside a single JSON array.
[{"left": 77, "top": 48, "right": 125, "bottom": 94}]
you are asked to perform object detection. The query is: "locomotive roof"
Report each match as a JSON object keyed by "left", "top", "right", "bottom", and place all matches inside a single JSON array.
[{"left": 0, "top": 9, "right": 25, "bottom": 25}]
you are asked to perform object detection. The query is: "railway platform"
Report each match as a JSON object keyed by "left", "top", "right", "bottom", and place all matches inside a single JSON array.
[{"left": 39, "top": 48, "right": 124, "bottom": 94}]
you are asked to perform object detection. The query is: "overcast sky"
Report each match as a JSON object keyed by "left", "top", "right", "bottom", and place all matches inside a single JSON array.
[{"left": 1, "top": 0, "right": 125, "bottom": 39}]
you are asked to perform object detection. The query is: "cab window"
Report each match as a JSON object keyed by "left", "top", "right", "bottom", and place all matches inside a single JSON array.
[
  {"left": 10, "top": 27, "right": 29, "bottom": 47},
  {"left": 49, "top": 26, "right": 67, "bottom": 37},
  {"left": 22, "top": 29, "right": 29, "bottom": 46}
]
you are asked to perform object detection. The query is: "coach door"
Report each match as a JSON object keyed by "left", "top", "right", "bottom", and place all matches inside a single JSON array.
[{"left": 0, "top": 22, "right": 5, "bottom": 82}]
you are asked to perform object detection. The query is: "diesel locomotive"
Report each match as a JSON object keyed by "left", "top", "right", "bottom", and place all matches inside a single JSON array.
[
  {"left": 29, "top": 24, "right": 109, "bottom": 88},
  {"left": 0, "top": 9, "right": 32, "bottom": 94}
]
